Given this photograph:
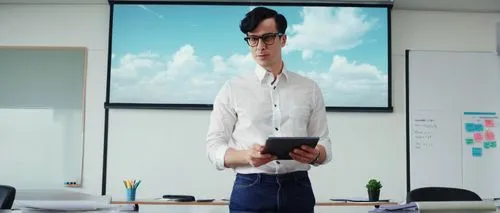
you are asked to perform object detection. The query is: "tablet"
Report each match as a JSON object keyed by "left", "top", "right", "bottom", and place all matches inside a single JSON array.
[{"left": 262, "top": 137, "right": 319, "bottom": 160}]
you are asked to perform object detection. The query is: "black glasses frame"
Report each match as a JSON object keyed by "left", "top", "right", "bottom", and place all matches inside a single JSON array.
[{"left": 244, "top": 33, "right": 284, "bottom": 47}]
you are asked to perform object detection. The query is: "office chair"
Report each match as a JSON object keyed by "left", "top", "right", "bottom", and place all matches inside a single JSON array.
[
  {"left": 407, "top": 187, "right": 481, "bottom": 203},
  {"left": 0, "top": 185, "right": 16, "bottom": 209}
]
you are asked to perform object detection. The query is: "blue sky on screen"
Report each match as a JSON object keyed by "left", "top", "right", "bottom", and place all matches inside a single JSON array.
[{"left": 110, "top": 4, "right": 389, "bottom": 107}]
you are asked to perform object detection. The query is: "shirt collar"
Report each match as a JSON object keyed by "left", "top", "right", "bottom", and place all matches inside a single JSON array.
[{"left": 255, "top": 62, "right": 289, "bottom": 84}]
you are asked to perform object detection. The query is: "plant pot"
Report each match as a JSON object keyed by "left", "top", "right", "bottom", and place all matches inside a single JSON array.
[{"left": 368, "top": 189, "right": 380, "bottom": 201}]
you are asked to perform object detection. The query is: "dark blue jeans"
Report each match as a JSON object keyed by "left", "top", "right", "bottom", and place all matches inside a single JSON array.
[{"left": 229, "top": 171, "right": 315, "bottom": 213}]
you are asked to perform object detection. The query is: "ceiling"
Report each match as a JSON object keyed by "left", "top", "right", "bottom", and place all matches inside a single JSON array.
[{"left": 0, "top": 0, "right": 499, "bottom": 13}]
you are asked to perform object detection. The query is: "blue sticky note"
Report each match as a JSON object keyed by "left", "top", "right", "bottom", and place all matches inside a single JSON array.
[
  {"left": 475, "top": 124, "right": 484, "bottom": 132},
  {"left": 491, "top": 141, "right": 497, "bottom": 148},
  {"left": 472, "top": 147, "right": 483, "bottom": 157},
  {"left": 465, "top": 123, "right": 475, "bottom": 132}
]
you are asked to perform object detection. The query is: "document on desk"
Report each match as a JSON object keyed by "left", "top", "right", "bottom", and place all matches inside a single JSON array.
[
  {"left": 371, "top": 202, "right": 418, "bottom": 212},
  {"left": 14, "top": 200, "right": 110, "bottom": 211},
  {"left": 330, "top": 197, "right": 390, "bottom": 202}
]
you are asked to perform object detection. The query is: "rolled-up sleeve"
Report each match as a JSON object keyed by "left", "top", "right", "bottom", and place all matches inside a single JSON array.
[
  {"left": 206, "top": 82, "right": 237, "bottom": 170},
  {"left": 308, "top": 82, "right": 333, "bottom": 165}
]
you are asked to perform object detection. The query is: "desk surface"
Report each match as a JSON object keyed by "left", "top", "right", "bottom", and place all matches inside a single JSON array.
[{"left": 111, "top": 199, "right": 398, "bottom": 206}]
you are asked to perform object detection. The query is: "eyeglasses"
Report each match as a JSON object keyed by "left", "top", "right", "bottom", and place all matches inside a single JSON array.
[{"left": 244, "top": 33, "right": 283, "bottom": 47}]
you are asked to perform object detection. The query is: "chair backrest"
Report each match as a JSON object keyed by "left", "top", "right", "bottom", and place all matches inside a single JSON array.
[
  {"left": 0, "top": 185, "right": 16, "bottom": 209},
  {"left": 407, "top": 187, "right": 481, "bottom": 203}
]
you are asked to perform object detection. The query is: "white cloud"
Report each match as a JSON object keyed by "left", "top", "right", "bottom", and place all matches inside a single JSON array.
[
  {"left": 284, "top": 7, "right": 377, "bottom": 60},
  {"left": 297, "top": 55, "right": 388, "bottom": 107},
  {"left": 148, "top": 44, "right": 204, "bottom": 84},
  {"left": 111, "top": 51, "right": 163, "bottom": 80},
  {"left": 110, "top": 46, "right": 256, "bottom": 104},
  {"left": 110, "top": 46, "right": 388, "bottom": 107},
  {"left": 211, "top": 53, "right": 254, "bottom": 74}
]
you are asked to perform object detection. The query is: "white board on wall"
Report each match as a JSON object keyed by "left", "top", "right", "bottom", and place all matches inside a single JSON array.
[
  {"left": 406, "top": 50, "right": 500, "bottom": 199},
  {"left": 0, "top": 47, "right": 87, "bottom": 190}
]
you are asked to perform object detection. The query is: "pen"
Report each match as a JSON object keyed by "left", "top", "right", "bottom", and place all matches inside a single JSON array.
[{"left": 134, "top": 180, "right": 141, "bottom": 188}]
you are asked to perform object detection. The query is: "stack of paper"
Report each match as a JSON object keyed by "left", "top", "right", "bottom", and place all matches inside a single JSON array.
[
  {"left": 15, "top": 200, "right": 111, "bottom": 211},
  {"left": 369, "top": 202, "right": 418, "bottom": 212},
  {"left": 12, "top": 189, "right": 116, "bottom": 212},
  {"left": 330, "top": 197, "right": 391, "bottom": 202}
]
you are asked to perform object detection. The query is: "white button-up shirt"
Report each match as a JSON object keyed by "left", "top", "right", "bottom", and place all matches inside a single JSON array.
[{"left": 206, "top": 63, "right": 332, "bottom": 174}]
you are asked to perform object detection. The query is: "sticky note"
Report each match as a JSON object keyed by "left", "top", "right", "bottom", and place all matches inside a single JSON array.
[
  {"left": 473, "top": 132, "right": 484, "bottom": 142},
  {"left": 484, "top": 142, "right": 491, "bottom": 149},
  {"left": 491, "top": 141, "right": 497, "bottom": 148},
  {"left": 485, "top": 130, "right": 496, "bottom": 141},
  {"left": 484, "top": 119, "right": 495, "bottom": 127},
  {"left": 475, "top": 124, "right": 484, "bottom": 132},
  {"left": 465, "top": 138, "right": 474, "bottom": 145},
  {"left": 465, "top": 123, "right": 475, "bottom": 132},
  {"left": 472, "top": 147, "right": 483, "bottom": 157}
]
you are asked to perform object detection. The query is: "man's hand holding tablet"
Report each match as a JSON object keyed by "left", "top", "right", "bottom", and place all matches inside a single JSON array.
[
  {"left": 246, "top": 144, "right": 277, "bottom": 167},
  {"left": 261, "top": 137, "right": 320, "bottom": 164},
  {"left": 289, "top": 145, "right": 321, "bottom": 164}
]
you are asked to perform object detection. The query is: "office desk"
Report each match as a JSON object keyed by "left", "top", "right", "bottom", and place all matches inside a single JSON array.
[
  {"left": 0, "top": 206, "right": 381, "bottom": 213},
  {"left": 368, "top": 201, "right": 498, "bottom": 213},
  {"left": 115, "top": 205, "right": 388, "bottom": 213},
  {"left": 111, "top": 199, "right": 397, "bottom": 206},
  {"left": 111, "top": 200, "right": 398, "bottom": 212}
]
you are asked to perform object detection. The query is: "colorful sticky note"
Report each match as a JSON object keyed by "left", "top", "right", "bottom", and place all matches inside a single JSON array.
[
  {"left": 473, "top": 132, "right": 484, "bottom": 142},
  {"left": 465, "top": 138, "right": 474, "bottom": 145},
  {"left": 484, "top": 142, "right": 491, "bottom": 149},
  {"left": 475, "top": 124, "right": 484, "bottom": 132},
  {"left": 472, "top": 147, "right": 483, "bottom": 157},
  {"left": 465, "top": 123, "right": 475, "bottom": 132},
  {"left": 485, "top": 130, "right": 496, "bottom": 141},
  {"left": 491, "top": 141, "right": 497, "bottom": 148},
  {"left": 484, "top": 119, "right": 495, "bottom": 127}
]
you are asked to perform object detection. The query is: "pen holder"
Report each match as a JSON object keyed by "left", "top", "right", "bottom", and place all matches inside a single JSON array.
[{"left": 126, "top": 188, "right": 136, "bottom": 201}]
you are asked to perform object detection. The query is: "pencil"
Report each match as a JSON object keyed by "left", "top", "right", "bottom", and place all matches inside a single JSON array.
[{"left": 134, "top": 180, "right": 141, "bottom": 188}]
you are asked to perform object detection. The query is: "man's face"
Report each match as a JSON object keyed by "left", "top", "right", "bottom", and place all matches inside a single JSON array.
[{"left": 245, "top": 18, "right": 286, "bottom": 68}]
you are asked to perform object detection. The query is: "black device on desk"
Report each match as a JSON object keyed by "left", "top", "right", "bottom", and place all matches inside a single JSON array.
[
  {"left": 162, "top": 195, "right": 196, "bottom": 202},
  {"left": 262, "top": 137, "right": 319, "bottom": 160},
  {"left": 196, "top": 199, "right": 215, "bottom": 202}
]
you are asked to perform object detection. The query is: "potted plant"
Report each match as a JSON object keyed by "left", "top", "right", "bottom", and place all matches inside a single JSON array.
[{"left": 366, "top": 179, "right": 382, "bottom": 201}]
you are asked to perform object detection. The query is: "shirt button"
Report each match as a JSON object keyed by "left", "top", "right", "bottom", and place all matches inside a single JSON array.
[
  {"left": 274, "top": 104, "right": 277, "bottom": 107},
  {"left": 273, "top": 86, "right": 276, "bottom": 89},
  {"left": 275, "top": 128, "right": 279, "bottom": 131}
]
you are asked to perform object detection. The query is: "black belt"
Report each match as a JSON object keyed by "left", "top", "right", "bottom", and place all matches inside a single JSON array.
[{"left": 236, "top": 171, "right": 308, "bottom": 181}]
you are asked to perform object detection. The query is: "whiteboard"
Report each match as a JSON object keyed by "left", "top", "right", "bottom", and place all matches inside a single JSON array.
[
  {"left": 0, "top": 47, "right": 87, "bottom": 189},
  {"left": 406, "top": 50, "right": 500, "bottom": 199}
]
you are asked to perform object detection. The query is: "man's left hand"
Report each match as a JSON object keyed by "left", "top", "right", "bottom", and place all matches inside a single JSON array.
[{"left": 290, "top": 145, "right": 320, "bottom": 164}]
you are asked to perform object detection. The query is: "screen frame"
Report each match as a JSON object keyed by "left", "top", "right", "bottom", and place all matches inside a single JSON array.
[{"left": 105, "top": 0, "right": 394, "bottom": 113}]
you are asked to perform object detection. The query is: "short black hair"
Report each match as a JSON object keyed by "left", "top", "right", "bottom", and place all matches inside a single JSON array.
[{"left": 239, "top": 6, "right": 287, "bottom": 35}]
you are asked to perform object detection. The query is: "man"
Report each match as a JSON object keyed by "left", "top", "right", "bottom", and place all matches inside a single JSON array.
[{"left": 206, "top": 6, "right": 332, "bottom": 213}]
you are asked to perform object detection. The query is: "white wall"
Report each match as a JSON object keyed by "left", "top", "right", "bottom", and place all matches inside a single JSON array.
[
  {"left": 1, "top": 2, "right": 499, "bottom": 206},
  {"left": 105, "top": 9, "right": 500, "bottom": 203}
]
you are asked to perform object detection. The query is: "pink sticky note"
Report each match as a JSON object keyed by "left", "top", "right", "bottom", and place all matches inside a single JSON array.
[
  {"left": 485, "top": 130, "right": 496, "bottom": 141},
  {"left": 484, "top": 119, "right": 495, "bottom": 127},
  {"left": 473, "top": 132, "right": 484, "bottom": 142}
]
